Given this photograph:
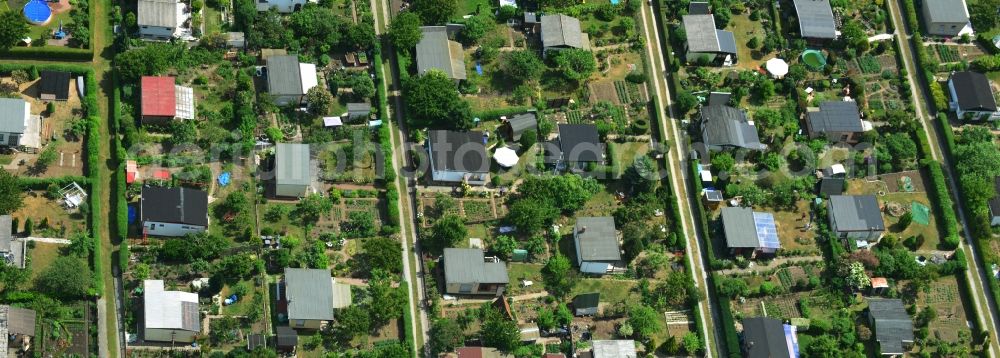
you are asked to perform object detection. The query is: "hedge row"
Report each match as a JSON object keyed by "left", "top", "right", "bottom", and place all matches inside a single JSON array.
[
  {"left": 472, "top": 106, "right": 535, "bottom": 122},
  {"left": 713, "top": 273, "right": 743, "bottom": 358},
  {"left": 18, "top": 176, "right": 90, "bottom": 190},
  {"left": 689, "top": 161, "right": 722, "bottom": 268},
  {"left": 373, "top": 52, "right": 389, "bottom": 122},
  {"left": 399, "top": 280, "right": 416, "bottom": 357},
  {"left": 0, "top": 47, "right": 94, "bottom": 61}
]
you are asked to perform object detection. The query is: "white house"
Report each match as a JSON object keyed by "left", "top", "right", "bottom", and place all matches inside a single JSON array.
[
  {"left": 137, "top": 0, "right": 192, "bottom": 41},
  {"left": 256, "top": 0, "right": 310, "bottom": 12},
  {"left": 0, "top": 98, "right": 40, "bottom": 150},
  {"left": 426, "top": 130, "right": 489, "bottom": 185},
  {"left": 140, "top": 186, "right": 209, "bottom": 237},
  {"left": 143, "top": 280, "right": 200, "bottom": 343},
  {"left": 921, "top": 0, "right": 974, "bottom": 37},
  {"left": 574, "top": 217, "right": 625, "bottom": 275},
  {"left": 948, "top": 71, "right": 1000, "bottom": 121}
]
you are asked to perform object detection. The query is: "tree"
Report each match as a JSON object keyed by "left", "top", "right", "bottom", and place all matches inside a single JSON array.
[
  {"left": 114, "top": 43, "right": 183, "bottom": 82},
  {"left": 336, "top": 306, "right": 371, "bottom": 338},
  {"left": 367, "top": 270, "right": 406, "bottom": 326},
  {"left": 682, "top": 332, "right": 702, "bottom": 355},
  {"left": 879, "top": 133, "right": 917, "bottom": 171},
  {"left": 363, "top": 237, "right": 403, "bottom": 273},
  {"left": 388, "top": 11, "right": 423, "bottom": 49},
  {"left": 491, "top": 235, "right": 518, "bottom": 260},
  {"left": 710, "top": 152, "right": 735, "bottom": 173},
  {"left": 846, "top": 261, "right": 870, "bottom": 291},
  {"left": 481, "top": 307, "right": 521, "bottom": 352},
  {"left": 555, "top": 304, "right": 573, "bottom": 325},
  {"left": 410, "top": 0, "right": 457, "bottom": 25},
  {"left": 542, "top": 254, "right": 576, "bottom": 298},
  {"left": 969, "top": 0, "right": 999, "bottom": 31},
  {"left": 624, "top": 156, "right": 657, "bottom": 193},
  {"left": 288, "top": 6, "right": 345, "bottom": 51},
  {"left": 716, "top": 276, "right": 750, "bottom": 298},
  {"left": 519, "top": 129, "right": 538, "bottom": 149},
  {"left": 342, "top": 211, "right": 377, "bottom": 237},
  {"left": 840, "top": 19, "right": 869, "bottom": 53},
  {"left": 293, "top": 194, "right": 332, "bottom": 226},
  {"left": 425, "top": 215, "right": 466, "bottom": 255},
  {"left": 500, "top": 50, "right": 545, "bottom": 83},
  {"left": 897, "top": 212, "right": 913, "bottom": 230},
  {"left": 747, "top": 37, "right": 760, "bottom": 49},
  {"left": 403, "top": 71, "right": 474, "bottom": 129},
  {"left": 459, "top": 13, "right": 494, "bottom": 44},
  {"left": 754, "top": 79, "right": 775, "bottom": 102},
  {"left": 429, "top": 318, "right": 464, "bottom": 355},
  {"left": 349, "top": 74, "right": 376, "bottom": 100},
  {"left": 0, "top": 171, "right": 23, "bottom": 215},
  {"left": 628, "top": 305, "right": 661, "bottom": 341},
  {"left": 505, "top": 197, "right": 558, "bottom": 235},
  {"left": 306, "top": 87, "right": 334, "bottom": 115},
  {"left": 550, "top": 49, "right": 597, "bottom": 82},
  {"left": 536, "top": 307, "right": 556, "bottom": 330},
  {"left": 344, "top": 23, "right": 378, "bottom": 50},
  {"left": 0, "top": 11, "right": 29, "bottom": 51},
  {"left": 36, "top": 256, "right": 91, "bottom": 299},
  {"left": 676, "top": 90, "right": 698, "bottom": 114}
]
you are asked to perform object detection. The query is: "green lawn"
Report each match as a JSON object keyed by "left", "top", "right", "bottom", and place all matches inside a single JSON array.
[
  {"left": 507, "top": 263, "right": 544, "bottom": 295},
  {"left": 203, "top": 6, "right": 224, "bottom": 36},
  {"left": 570, "top": 278, "right": 638, "bottom": 305},
  {"left": 455, "top": 0, "right": 491, "bottom": 18}
]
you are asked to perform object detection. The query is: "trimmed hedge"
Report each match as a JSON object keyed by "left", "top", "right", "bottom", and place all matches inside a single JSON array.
[
  {"left": 400, "top": 280, "right": 416, "bottom": 357},
  {"left": 473, "top": 106, "right": 535, "bottom": 121},
  {"left": 0, "top": 47, "right": 94, "bottom": 61},
  {"left": 18, "top": 176, "right": 91, "bottom": 190},
  {"left": 373, "top": 51, "right": 389, "bottom": 122},
  {"left": 713, "top": 273, "right": 743, "bottom": 358},
  {"left": 923, "top": 161, "right": 960, "bottom": 249},
  {"left": 689, "top": 161, "right": 724, "bottom": 268}
]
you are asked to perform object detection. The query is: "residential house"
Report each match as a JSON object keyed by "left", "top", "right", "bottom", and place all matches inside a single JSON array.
[
  {"left": 806, "top": 101, "right": 871, "bottom": 143},
  {"left": 0, "top": 98, "right": 40, "bottom": 150},
  {"left": 416, "top": 26, "right": 467, "bottom": 81},
  {"left": 573, "top": 292, "right": 600, "bottom": 316},
  {"left": 592, "top": 340, "right": 638, "bottom": 358},
  {"left": 700, "top": 104, "right": 765, "bottom": 151},
  {"left": 256, "top": 0, "right": 308, "bottom": 12},
  {"left": 38, "top": 70, "right": 70, "bottom": 101},
  {"left": 868, "top": 298, "right": 915, "bottom": 356},
  {"left": 947, "top": 71, "right": 1000, "bottom": 120},
  {"left": 0, "top": 216, "right": 25, "bottom": 269},
  {"left": 137, "top": 0, "right": 191, "bottom": 41},
  {"left": 346, "top": 102, "right": 372, "bottom": 120},
  {"left": 793, "top": 0, "right": 837, "bottom": 39},
  {"left": 720, "top": 207, "right": 780, "bottom": 257},
  {"left": 921, "top": 0, "right": 973, "bottom": 37},
  {"left": 426, "top": 130, "right": 490, "bottom": 185},
  {"left": 143, "top": 280, "right": 200, "bottom": 343},
  {"left": 741, "top": 317, "right": 799, "bottom": 358},
  {"left": 989, "top": 177, "right": 1000, "bottom": 226},
  {"left": 681, "top": 14, "right": 737, "bottom": 66},
  {"left": 283, "top": 268, "right": 352, "bottom": 329},
  {"left": 0, "top": 305, "right": 36, "bottom": 355},
  {"left": 827, "top": 195, "right": 886, "bottom": 242},
  {"left": 506, "top": 112, "right": 538, "bottom": 141},
  {"left": 574, "top": 216, "right": 624, "bottom": 275},
  {"left": 557, "top": 124, "right": 604, "bottom": 170},
  {"left": 266, "top": 55, "right": 319, "bottom": 106},
  {"left": 140, "top": 186, "right": 209, "bottom": 237},
  {"left": 443, "top": 248, "right": 508, "bottom": 296},
  {"left": 274, "top": 143, "right": 312, "bottom": 198},
  {"left": 541, "top": 14, "right": 590, "bottom": 52},
  {"left": 140, "top": 76, "right": 195, "bottom": 124}
]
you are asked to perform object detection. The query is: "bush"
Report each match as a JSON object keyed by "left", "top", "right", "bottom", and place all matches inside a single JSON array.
[{"left": 0, "top": 47, "right": 94, "bottom": 61}]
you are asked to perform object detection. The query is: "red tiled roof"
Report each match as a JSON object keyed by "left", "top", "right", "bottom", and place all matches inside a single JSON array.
[
  {"left": 153, "top": 169, "right": 171, "bottom": 180},
  {"left": 456, "top": 347, "right": 483, "bottom": 358},
  {"left": 126, "top": 172, "right": 136, "bottom": 184},
  {"left": 141, "top": 76, "right": 176, "bottom": 117}
]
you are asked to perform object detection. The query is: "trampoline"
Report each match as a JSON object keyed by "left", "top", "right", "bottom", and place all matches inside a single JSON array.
[
  {"left": 801, "top": 49, "right": 827, "bottom": 71},
  {"left": 23, "top": 0, "right": 53, "bottom": 26},
  {"left": 911, "top": 202, "right": 931, "bottom": 225}
]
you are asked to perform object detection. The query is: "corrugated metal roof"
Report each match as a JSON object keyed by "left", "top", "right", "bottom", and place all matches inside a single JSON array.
[
  {"left": 508, "top": 113, "right": 537, "bottom": 140},
  {"left": 682, "top": 15, "right": 721, "bottom": 53},
  {"left": 541, "top": 14, "right": 588, "bottom": 49},
  {"left": 807, "top": 101, "right": 864, "bottom": 133},
  {"left": 828, "top": 195, "right": 885, "bottom": 232},
  {"left": 923, "top": 0, "right": 970, "bottom": 24},
  {"left": 416, "top": 27, "right": 468, "bottom": 80},
  {"left": 267, "top": 56, "right": 305, "bottom": 96},
  {"left": 284, "top": 268, "right": 335, "bottom": 321},
  {"left": 721, "top": 207, "right": 758, "bottom": 248},
  {"left": 138, "top": 0, "right": 182, "bottom": 28},
  {"left": 141, "top": 76, "right": 176, "bottom": 117},
  {"left": 143, "top": 280, "right": 200, "bottom": 332},
  {"left": 275, "top": 143, "right": 311, "bottom": 187},
  {"left": 742, "top": 317, "right": 793, "bottom": 358},
  {"left": 574, "top": 217, "right": 620, "bottom": 262},
  {"left": 443, "top": 248, "right": 509, "bottom": 284},
  {"left": 700, "top": 105, "right": 764, "bottom": 150},
  {"left": 0, "top": 99, "right": 28, "bottom": 134},
  {"left": 793, "top": 0, "right": 837, "bottom": 39},
  {"left": 868, "top": 298, "right": 914, "bottom": 355},
  {"left": 716, "top": 30, "right": 737, "bottom": 54},
  {"left": 174, "top": 85, "right": 195, "bottom": 120},
  {"left": 592, "top": 340, "right": 637, "bottom": 358}
]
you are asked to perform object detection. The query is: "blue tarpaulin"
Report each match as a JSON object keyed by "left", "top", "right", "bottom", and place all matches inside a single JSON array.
[
  {"left": 127, "top": 206, "right": 137, "bottom": 223},
  {"left": 218, "top": 172, "right": 231, "bottom": 186},
  {"left": 476, "top": 62, "right": 483, "bottom": 75}
]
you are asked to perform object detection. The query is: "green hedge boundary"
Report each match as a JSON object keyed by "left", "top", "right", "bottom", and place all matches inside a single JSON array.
[
  {"left": 400, "top": 280, "right": 416, "bottom": 357},
  {"left": 18, "top": 176, "right": 91, "bottom": 190},
  {"left": 0, "top": 47, "right": 94, "bottom": 61}
]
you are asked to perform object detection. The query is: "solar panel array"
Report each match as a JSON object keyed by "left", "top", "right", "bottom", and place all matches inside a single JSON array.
[{"left": 753, "top": 212, "right": 780, "bottom": 249}]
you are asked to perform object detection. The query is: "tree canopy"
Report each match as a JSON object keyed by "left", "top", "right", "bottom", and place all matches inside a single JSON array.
[
  {"left": 429, "top": 318, "right": 464, "bottom": 355},
  {"left": 410, "top": 0, "right": 457, "bottom": 25},
  {"left": 550, "top": 49, "right": 597, "bottom": 82},
  {"left": 36, "top": 256, "right": 91, "bottom": 299},
  {"left": 542, "top": 254, "right": 576, "bottom": 298},
  {"left": 0, "top": 171, "right": 23, "bottom": 215},
  {"left": 425, "top": 214, "right": 467, "bottom": 255},
  {"left": 362, "top": 237, "right": 403, "bottom": 274},
  {"left": 403, "top": 71, "right": 474, "bottom": 129},
  {"left": 0, "top": 11, "right": 29, "bottom": 51},
  {"left": 458, "top": 13, "right": 494, "bottom": 44},
  {"left": 500, "top": 50, "right": 545, "bottom": 83},
  {"left": 389, "top": 12, "right": 423, "bottom": 50}
]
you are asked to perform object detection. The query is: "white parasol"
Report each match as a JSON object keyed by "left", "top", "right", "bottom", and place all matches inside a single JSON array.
[{"left": 493, "top": 147, "right": 519, "bottom": 168}]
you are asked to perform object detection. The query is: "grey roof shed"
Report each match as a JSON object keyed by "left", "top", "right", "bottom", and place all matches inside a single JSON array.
[
  {"left": 741, "top": 317, "right": 792, "bottom": 358},
  {"left": 443, "top": 248, "right": 509, "bottom": 284},
  {"left": 541, "top": 14, "right": 589, "bottom": 50},
  {"left": 275, "top": 143, "right": 311, "bottom": 188},
  {"left": 284, "top": 268, "right": 335, "bottom": 321},
  {"left": 923, "top": 0, "right": 970, "bottom": 24},
  {"left": 721, "top": 207, "right": 759, "bottom": 249},
  {"left": 558, "top": 124, "right": 603, "bottom": 162},
  {"left": 683, "top": 15, "right": 721, "bottom": 53},
  {"left": 701, "top": 105, "right": 764, "bottom": 150},
  {"left": 0, "top": 98, "right": 27, "bottom": 135},
  {"left": 507, "top": 113, "right": 538, "bottom": 141},
  {"left": 574, "top": 217, "right": 620, "bottom": 262},
  {"left": 793, "top": 0, "right": 837, "bottom": 39},
  {"left": 416, "top": 26, "right": 467, "bottom": 80},
  {"left": 808, "top": 101, "right": 864, "bottom": 133},
  {"left": 347, "top": 103, "right": 372, "bottom": 118},
  {"left": 951, "top": 71, "right": 998, "bottom": 112},
  {"left": 427, "top": 130, "right": 489, "bottom": 172},
  {"left": 868, "top": 298, "right": 914, "bottom": 355},
  {"left": 138, "top": 0, "right": 180, "bottom": 28},
  {"left": 828, "top": 195, "right": 885, "bottom": 232}
]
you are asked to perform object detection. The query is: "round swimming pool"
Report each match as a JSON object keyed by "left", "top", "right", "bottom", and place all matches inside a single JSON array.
[
  {"left": 23, "top": 0, "right": 53, "bottom": 26},
  {"left": 801, "top": 49, "right": 827, "bottom": 71}
]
